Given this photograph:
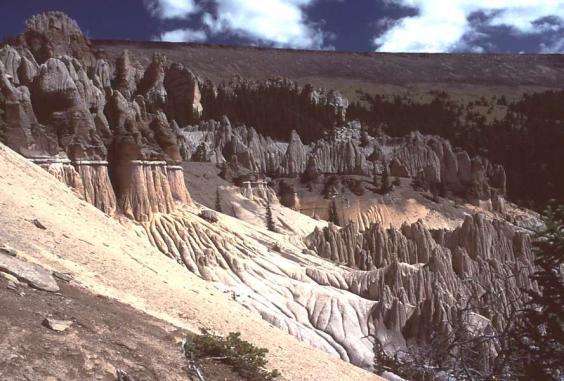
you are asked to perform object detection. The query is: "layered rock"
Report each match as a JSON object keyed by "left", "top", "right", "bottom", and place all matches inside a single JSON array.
[
  {"left": 117, "top": 161, "right": 176, "bottom": 221},
  {"left": 19, "top": 11, "right": 95, "bottom": 66},
  {"left": 31, "top": 157, "right": 84, "bottom": 195},
  {"left": 0, "top": 13, "right": 192, "bottom": 220},
  {"left": 75, "top": 161, "right": 117, "bottom": 215}
]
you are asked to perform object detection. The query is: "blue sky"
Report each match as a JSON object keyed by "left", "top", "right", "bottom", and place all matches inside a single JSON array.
[{"left": 1, "top": 0, "right": 564, "bottom": 53}]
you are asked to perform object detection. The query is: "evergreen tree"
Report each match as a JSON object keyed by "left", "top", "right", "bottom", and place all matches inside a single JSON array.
[
  {"left": 328, "top": 198, "right": 340, "bottom": 226},
  {"left": 191, "top": 143, "right": 208, "bottom": 162},
  {"left": 266, "top": 196, "right": 276, "bottom": 232},
  {"left": 215, "top": 187, "right": 222, "bottom": 213},
  {"left": 513, "top": 204, "right": 564, "bottom": 380},
  {"left": 380, "top": 163, "right": 391, "bottom": 193},
  {"left": 360, "top": 129, "right": 370, "bottom": 147},
  {"left": 372, "top": 163, "right": 380, "bottom": 190}
]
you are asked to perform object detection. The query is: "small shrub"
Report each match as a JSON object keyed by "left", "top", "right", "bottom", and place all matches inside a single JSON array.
[
  {"left": 199, "top": 210, "right": 219, "bottom": 223},
  {"left": 184, "top": 329, "right": 281, "bottom": 381},
  {"left": 191, "top": 142, "right": 209, "bottom": 162}
]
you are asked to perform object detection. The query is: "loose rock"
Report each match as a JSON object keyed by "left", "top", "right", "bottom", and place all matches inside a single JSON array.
[
  {"left": 0, "top": 255, "right": 59, "bottom": 292},
  {"left": 42, "top": 318, "right": 72, "bottom": 332}
]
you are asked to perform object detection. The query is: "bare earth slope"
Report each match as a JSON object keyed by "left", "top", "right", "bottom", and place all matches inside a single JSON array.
[
  {"left": 95, "top": 40, "right": 564, "bottom": 97},
  {"left": 0, "top": 277, "right": 245, "bottom": 381},
  {"left": 0, "top": 142, "right": 379, "bottom": 381}
]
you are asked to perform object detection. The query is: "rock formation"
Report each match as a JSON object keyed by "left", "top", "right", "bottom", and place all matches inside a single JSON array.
[
  {"left": 19, "top": 11, "right": 95, "bottom": 66},
  {"left": 164, "top": 63, "right": 203, "bottom": 126},
  {"left": 0, "top": 12, "right": 541, "bottom": 379},
  {"left": 0, "top": 13, "right": 190, "bottom": 219}
]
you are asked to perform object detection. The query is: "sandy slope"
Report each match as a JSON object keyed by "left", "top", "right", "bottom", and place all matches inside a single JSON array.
[{"left": 0, "top": 143, "right": 380, "bottom": 381}]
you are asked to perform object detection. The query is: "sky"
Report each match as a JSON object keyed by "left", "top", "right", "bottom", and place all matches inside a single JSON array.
[{"left": 1, "top": 0, "right": 564, "bottom": 53}]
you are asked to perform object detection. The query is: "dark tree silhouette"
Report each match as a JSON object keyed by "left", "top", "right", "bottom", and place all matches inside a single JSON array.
[
  {"left": 328, "top": 198, "right": 340, "bottom": 226},
  {"left": 512, "top": 204, "right": 564, "bottom": 380},
  {"left": 215, "top": 187, "right": 222, "bottom": 213},
  {"left": 266, "top": 196, "right": 276, "bottom": 232}
]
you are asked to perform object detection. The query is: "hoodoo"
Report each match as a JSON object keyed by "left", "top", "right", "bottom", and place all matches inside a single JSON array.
[{"left": 1, "top": 10, "right": 560, "bottom": 381}]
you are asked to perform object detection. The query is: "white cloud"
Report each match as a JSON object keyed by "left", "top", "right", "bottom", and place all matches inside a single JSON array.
[
  {"left": 159, "top": 28, "right": 208, "bottom": 42},
  {"left": 145, "top": 0, "right": 198, "bottom": 19},
  {"left": 202, "top": 0, "right": 327, "bottom": 49},
  {"left": 375, "top": 0, "right": 564, "bottom": 52},
  {"left": 540, "top": 37, "right": 564, "bottom": 53},
  {"left": 147, "top": 0, "right": 330, "bottom": 49}
]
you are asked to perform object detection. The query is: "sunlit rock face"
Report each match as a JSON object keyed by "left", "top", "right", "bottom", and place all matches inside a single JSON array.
[
  {"left": 0, "top": 12, "right": 540, "bottom": 378},
  {"left": 20, "top": 11, "right": 95, "bottom": 66},
  {"left": 0, "top": 13, "right": 191, "bottom": 219}
]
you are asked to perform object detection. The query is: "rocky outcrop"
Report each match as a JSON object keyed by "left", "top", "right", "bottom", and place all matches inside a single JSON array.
[
  {"left": 136, "top": 203, "right": 536, "bottom": 371},
  {"left": 117, "top": 161, "right": 177, "bottom": 221},
  {"left": 112, "top": 50, "right": 143, "bottom": 100},
  {"left": 384, "top": 131, "right": 506, "bottom": 200},
  {"left": 31, "top": 57, "right": 106, "bottom": 159},
  {"left": 0, "top": 254, "right": 60, "bottom": 292},
  {"left": 0, "top": 60, "right": 58, "bottom": 156},
  {"left": 20, "top": 11, "right": 95, "bottom": 66},
  {"left": 306, "top": 213, "right": 535, "bottom": 351},
  {"left": 280, "top": 130, "right": 307, "bottom": 176},
  {"left": 75, "top": 161, "right": 117, "bottom": 215},
  {"left": 136, "top": 53, "right": 167, "bottom": 113},
  {"left": 164, "top": 63, "right": 203, "bottom": 126},
  {"left": 0, "top": 13, "right": 192, "bottom": 220},
  {"left": 167, "top": 164, "right": 192, "bottom": 205},
  {"left": 32, "top": 158, "right": 84, "bottom": 194},
  {"left": 310, "top": 138, "right": 365, "bottom": 174}
]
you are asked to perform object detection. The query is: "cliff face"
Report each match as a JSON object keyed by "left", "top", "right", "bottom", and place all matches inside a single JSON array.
[{"left": 0, "top": 12, "right": 191, "bottom": 219}]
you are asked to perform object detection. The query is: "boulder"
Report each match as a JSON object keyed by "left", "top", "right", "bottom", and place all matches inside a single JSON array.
[{"left": 0, "top": 255, "right": 59, "bottom": 292}]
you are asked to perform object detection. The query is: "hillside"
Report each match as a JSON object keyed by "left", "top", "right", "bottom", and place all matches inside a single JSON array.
[
  {"left": 0, "top": 141, "right": 379, "bottom": 381},
  {"left": 0, "top": 11, "right": 556, "bottom": 381},
  {"left": 94, "top": 39, "right": 564, "bottom": 99}
]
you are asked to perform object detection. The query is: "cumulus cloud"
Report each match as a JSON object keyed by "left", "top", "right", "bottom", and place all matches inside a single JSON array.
[
  {"left": 148, "top": 0, "right": 331, "bottom": 49},
  {"left": 159, "top": 28, "right": 207, "bottom": 42},
  {"left": 375, "top": 0, "right": 564, "bottom": 52},
  {"left": 145, "top": 0, "right": 198, "bottom": 19},
  {"left": 540, "top": 36, "right": 564, "bottom": 53},
  {"left": 201, "top": 0, "right": 327, "bottom": 49}
]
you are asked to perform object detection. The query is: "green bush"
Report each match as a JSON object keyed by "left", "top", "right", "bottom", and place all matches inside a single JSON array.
[{"left": 183, "top": 329, "right": 281, "bottom": 381}]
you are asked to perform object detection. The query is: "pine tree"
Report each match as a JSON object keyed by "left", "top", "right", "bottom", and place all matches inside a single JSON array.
[
  {"left": 266, "top": 196, "right": 276, "bottom": 232},
  {"left": 191, "top": 143, "right": 208, "bottom": 162},
  {"left": 328, "top": 198, "right": 340, "bottom": 226},
  {"left": 215, "top": 187, "right": 222, "bottom": 213},
  {"left": 380, "top": 163, "right": 391, "bottom": 193},
  {"left": 512, "top": 204, "right": 564, "bottom": 380},
  {"left": 372, "top": 163, "right": 380, "bottom": 190}
]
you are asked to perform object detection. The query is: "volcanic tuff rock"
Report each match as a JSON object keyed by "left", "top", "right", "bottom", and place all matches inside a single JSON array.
[
  {"left": 0, "top": 13, "right": 191, "bottom": 219},
  {"left": 0, "top": 12, "right": 541, "bottom": 378},
  {"left": 179, "top": 119, "right": 505, "bottom": 209},
  {"left": 20, "top": 11, "right": 95, "bottom": 66},
  {"left": 164, "top": 62, "right": 203, "bottom": 126}
]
